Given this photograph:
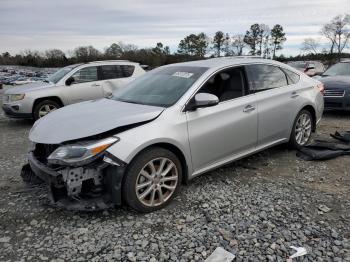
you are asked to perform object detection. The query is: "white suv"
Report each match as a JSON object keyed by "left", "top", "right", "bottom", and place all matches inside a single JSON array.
[{"left": 2, "top": 60, "right": 145, "bottom": 120}]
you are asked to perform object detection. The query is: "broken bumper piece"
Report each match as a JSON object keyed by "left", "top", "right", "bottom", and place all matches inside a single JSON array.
[{"left": 25, "top": 152, "right": 125, "bottom": 211}]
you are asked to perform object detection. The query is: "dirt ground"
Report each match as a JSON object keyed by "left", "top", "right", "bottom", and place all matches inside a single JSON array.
[{"left": 0, "top": 87, "right": 349, "bottom": 261}]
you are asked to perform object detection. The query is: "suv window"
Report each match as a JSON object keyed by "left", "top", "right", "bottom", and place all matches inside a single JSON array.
[
  {"left": 198, "top": 67, "right": 247, "bottom": 102},
  {"left": 72, "top": 66, "right": 98, "bottom": 83},
  {"left": 283, "top": 69, "right": 300, "bottom": 84},
  {"left": 101, "top": 65, "right": 135, "bottom": 80},
  {"left": 120, "top": 65, "right": 135, "bottom": 77},
  {"left": 247, "top": 64, "right": 288, "bottom": 92}
]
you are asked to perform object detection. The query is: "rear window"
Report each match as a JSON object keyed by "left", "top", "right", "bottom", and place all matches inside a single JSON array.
[
  {"left": 246, "top": 64, "right": 288, "bottom": 92},
  {"left": 120, "top": 65, "right": 135, "bottom": 77},
  {"left": 284, "top": 69, "right": 300, "bottom": 84},
  {"left": 100, "top": 65, "right": 135, "bottom": 80}
]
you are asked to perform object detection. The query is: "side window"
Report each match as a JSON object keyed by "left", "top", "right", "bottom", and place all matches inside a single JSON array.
[
  {"left": 198, "top": 67, "right": 247, "bottom": 102},
  {"left": 101, "top": 65, "right": 122, "bottom": 80},
  {"left": 71, "top": 67, "right": 98, "bottom": 83},
  {"left": 120, "top": 65, "right": 135, "bottom": 77},
  {"left": 101, "top": 65, "right": 135, "bottom": 80},
  {"left": 284, "top": 69, "right": 300, "bottom": 85},
  {"left": 247, "top": 64, "right": 288, "bottom": 92}
]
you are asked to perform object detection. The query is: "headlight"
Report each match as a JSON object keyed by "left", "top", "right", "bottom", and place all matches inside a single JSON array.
[
  {"left": 47, "top": 137, "right": 119, "bottom": 165},
  {"left": 9, "top": 94, "right": 25, "bottom": 102}
]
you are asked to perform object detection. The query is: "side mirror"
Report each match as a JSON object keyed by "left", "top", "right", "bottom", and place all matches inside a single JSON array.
[
  {"left": 186, "top": 93, "right": 219, "bottom": 111},
  {"left": 65, "top": 77, "right": 75, "bottom": 86}
]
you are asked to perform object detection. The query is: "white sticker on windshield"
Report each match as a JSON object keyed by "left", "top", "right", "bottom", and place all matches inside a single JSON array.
[{"left": 172, "top": 72, "right": 194, "bottom": 78}]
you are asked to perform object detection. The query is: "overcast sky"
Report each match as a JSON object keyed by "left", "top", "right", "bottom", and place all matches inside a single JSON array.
[{"left": 0, "top": 0, "right": 349, "bottom": 56}]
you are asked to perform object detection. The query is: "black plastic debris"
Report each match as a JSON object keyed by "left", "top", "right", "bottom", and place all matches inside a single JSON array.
[
  {"left": 297, "top": 131, "right": 350, "bottom": 161},
  {"left": 330, "top": 131, "right": 350, "bottom": 143}
]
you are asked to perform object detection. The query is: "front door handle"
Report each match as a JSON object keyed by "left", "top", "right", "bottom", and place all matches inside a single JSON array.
[
  {"left": 291, "top": 91, "right": 299, "bottom": 98},
  {"left": 243, "top": 105, "right": 256, "bottom": 113},
  {"left": 91, "top": 83, "right": 101, "bottom": 87}
]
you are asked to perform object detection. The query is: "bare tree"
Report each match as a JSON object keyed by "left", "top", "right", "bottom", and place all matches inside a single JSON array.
[
  {"left": 321, "top": 14, "right": 350, "bottom": 58},
  {"left": 301, "top": 38, "right": 320, "bottom": 54},
  {"left": 232, "top": 34, "right": 246, "bottom": 55}
]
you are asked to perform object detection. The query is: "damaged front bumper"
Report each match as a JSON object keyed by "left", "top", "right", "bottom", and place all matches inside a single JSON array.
[{"left": 24, "top": 151, "right": 126, "bottom": 211}]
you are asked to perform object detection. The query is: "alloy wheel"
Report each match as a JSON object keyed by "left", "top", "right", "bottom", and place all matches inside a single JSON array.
[
  {"left": 38, "top": 104, "right": 57, "bottom": 118},
  {"left": 135, "top": 157, "right": 178, "bottom": 207},
  {"left": 295, "top": 113, "right": 312, "bottom": 146}
]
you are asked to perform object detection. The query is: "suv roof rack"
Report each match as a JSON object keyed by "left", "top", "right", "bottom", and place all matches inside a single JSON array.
[{"left": 88, "top": 60, "right": 130, "bottom": 63}]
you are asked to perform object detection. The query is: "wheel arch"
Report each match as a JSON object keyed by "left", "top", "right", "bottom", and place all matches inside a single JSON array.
[
  {"left": 129, "top": 142, "right": 190, "bottom": 184},
  {"left": 32, "top": 96, "right": 64, "bottom": 114}
]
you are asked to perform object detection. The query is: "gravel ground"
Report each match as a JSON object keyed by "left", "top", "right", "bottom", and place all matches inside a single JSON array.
[{"left": 0, "top": 87, "right": 349, "bottom": 261}]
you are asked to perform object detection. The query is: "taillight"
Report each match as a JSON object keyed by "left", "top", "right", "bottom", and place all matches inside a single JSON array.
[{"left": 316, "top": 83, "right": 325, "bottom": 95}]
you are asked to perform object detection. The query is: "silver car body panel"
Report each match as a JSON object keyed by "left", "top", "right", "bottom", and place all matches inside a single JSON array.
[
  {"left": 29, "top": 99, "right": 164, "bottom": 144},
  {"left": 29, "top": 58, "right": 324, "bottom": 181}
]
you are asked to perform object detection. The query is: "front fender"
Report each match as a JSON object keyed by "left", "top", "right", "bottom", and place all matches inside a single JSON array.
[{"left": 105, "top": 115, "right": 193, "bottom": 174}]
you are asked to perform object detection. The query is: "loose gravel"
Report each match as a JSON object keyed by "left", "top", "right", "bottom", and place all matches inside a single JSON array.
[{"left": 0, "top": 88, "right": 349, "bottom": 261}]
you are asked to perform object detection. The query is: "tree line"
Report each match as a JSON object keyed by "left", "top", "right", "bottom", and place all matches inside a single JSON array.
[
  {"left": 301, "top": 14, "right": 350, "bottom": 65},
  {"left": 0, "top": 23, "right": 287, "bottom": 68},
  {"left": 0, "top": 14, "right": 349, "bottom": 68}
]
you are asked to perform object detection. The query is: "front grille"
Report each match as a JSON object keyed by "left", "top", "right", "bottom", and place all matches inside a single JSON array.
[
  {"left": 34, "top": 143, "right": 59, "bottom": 163},
  {"left": 324, "top": 89, "right": 345, "bottom": 97}
]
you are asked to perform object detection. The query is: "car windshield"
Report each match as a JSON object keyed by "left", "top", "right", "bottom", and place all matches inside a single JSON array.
[
  {"left": 323, "top": 62, "right": 350, "bottom": 76},
  {"left": 47, "top": 64, "right": 81, "bottom": 84},
  {"left": 112, "top": 66, "right": 209, "bottom": 107}
]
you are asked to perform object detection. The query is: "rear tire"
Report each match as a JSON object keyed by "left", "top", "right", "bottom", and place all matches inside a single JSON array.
[
  {"left": 33, "top": 100, "right": 60, "bottom": 120},
  {"left": 289, "top": 109, "right": 313, "bottom": 148},
  {"left": 122, "top": 147, "right": 182, "bottom": 213}
]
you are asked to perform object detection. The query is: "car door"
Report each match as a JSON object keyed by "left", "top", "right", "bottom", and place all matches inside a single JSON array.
[
  {"left": 245, "top": 64, "right": 301, "bottom": 147},
  {"left": 67, "top": 66, "right": 104, "bottom": 104},
  {"left": 186, "top": 66, "right": 258, "bottom": 173},
  {"left": 100, "top": 65, "right": 136, "bottom": 97}
]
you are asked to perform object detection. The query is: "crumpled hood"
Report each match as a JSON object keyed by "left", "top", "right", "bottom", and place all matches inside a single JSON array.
[
  {"left": 29, "top": 98, "right": 165, "bottom": 144},
  {"left": 5, "top": 81, "right": 54, "bottom": 94},
  {"left": 319, "top": 76, "right": 350, "bottom": 89}
]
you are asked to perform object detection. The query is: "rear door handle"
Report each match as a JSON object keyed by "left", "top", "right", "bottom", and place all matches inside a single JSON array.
[
  {"left": 291, "top": 91, "right": 299, "bottom": 98},
  {"left": 91, "top": 83, "right": 101, "bottom": 87},
  {"left": 243, "top": 105, "right": 256, "bottom": 113}
]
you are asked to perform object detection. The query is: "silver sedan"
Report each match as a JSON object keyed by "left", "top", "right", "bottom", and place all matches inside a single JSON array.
[{"left": 26, "top": 57, "right": 324, "bottom": 212}]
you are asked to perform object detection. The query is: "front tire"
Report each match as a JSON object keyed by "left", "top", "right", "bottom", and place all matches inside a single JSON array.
[
  {"left": 33, "top": 100, "right": 60, "bottom": 120},
  {"left": 289, "top": 109, "right": 313, "bottom": 148},
  {"left": 122, "top": 147, "right": 182, "bottom": 213}
]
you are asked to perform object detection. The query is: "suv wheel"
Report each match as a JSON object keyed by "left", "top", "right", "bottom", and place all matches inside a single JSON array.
[
  {"left": 33, "top": 100, "right": 60, "bottom": 120},
  {"left": 123, "top": 147, "right": 182, "bottom": 213},
  {"left": 289, "top": 109, "right": 313, "bottom": 148}
]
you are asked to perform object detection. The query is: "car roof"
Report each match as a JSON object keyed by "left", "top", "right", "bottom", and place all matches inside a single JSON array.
[
  {"left": 166, "top": 57, "right": 286, "bottom": 70},
  {"left": 86, "top": 60, "right": 139, "bottom": 66}
]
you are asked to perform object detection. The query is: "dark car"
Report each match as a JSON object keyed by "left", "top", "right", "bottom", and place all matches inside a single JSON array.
[
  {"left": 287, "top": 61, "right": 325, "bottom": 77},
  {"left": 317, "top": 61, "right": 350, "bottom": 111}
]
